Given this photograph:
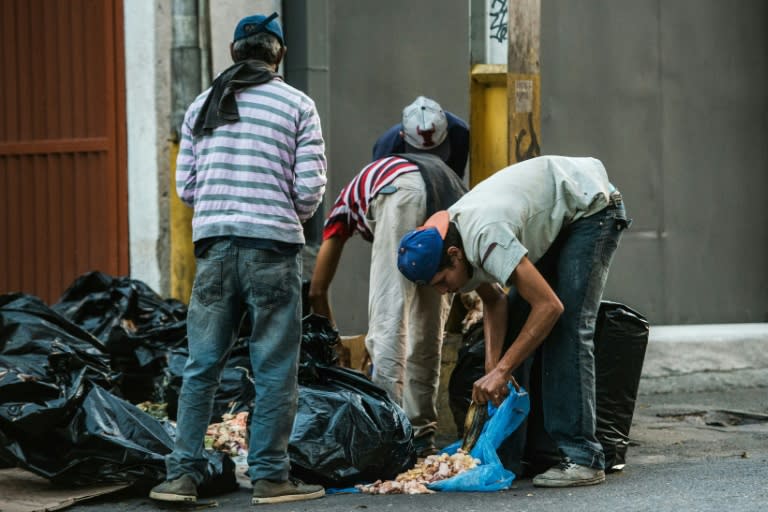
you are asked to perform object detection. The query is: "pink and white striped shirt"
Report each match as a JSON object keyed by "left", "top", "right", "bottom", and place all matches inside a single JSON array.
[
  {"left": 323, "top": 156, "right": 419, "bottom": 242},
  {"left": 176, "top": 77, "right": 327, "bottom": 244}
]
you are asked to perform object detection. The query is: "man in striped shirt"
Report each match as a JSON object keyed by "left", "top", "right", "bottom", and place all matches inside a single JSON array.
[
  {"left": 150, "top": 13, "right": 326, "bottom": 506},
  {"left": 309, "top": 149, "right": 466, "bottom": 458}
]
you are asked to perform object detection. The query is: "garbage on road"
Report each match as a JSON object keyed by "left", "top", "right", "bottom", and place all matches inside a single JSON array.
[
  {"left": 0, "top": 271, "right": 414, "bottom": 494},
  {"left": 356, "top": 450, "right": 480, "bottom": 494},
  {"left": 351, "top": 385, "right": 529, "bottom": 494}
]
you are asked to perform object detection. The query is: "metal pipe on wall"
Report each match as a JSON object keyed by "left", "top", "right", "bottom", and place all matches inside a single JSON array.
[
  {"left": 169, "top": 0, "right": 201, "bottom": 303},
  {"left": 198, "top": 0, "right": 213, "bottom": 90},
  {"left": 171, "top": 0, "right": 202, "bottom": 142}
]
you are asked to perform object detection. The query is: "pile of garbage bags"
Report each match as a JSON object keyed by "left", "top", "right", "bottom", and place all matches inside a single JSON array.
[{"left": 0, "top": 271, "right": 414, "bottom": 490}]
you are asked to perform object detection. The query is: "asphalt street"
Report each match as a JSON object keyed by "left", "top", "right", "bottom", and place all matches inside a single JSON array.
[
  {"left": 67, "top": 458, "right": 768, "bottom": 512},
  {"left": 65, "top": 387, "right": 768, "bottom": 512}
]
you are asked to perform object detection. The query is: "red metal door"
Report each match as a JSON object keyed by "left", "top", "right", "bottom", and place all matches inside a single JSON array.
[{"left": 0, "top": 0, "right": 128, "bottom": 304}]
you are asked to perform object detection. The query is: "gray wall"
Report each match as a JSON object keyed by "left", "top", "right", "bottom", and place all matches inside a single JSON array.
[
  {"left": 542, "top": 0, "right": 768, "bottom": 323},
  {"left": 287, "top": 0, "right": 767, "bottom": 329},
  {"left": 290, "top": 0, "right": 470, "bottom": 333}
]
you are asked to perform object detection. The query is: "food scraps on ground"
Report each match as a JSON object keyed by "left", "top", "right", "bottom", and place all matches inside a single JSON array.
[{"left": 355, "top": 450, "right": 480, "bottom": 495}]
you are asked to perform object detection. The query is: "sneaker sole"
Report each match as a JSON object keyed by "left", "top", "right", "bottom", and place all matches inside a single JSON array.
[
  {"left": 532, "top": 474, "right": 605, "bottom": 488},
  {"left": 251, "top": 489, "right": 325, "bottom": 505},
  {"left": 149, "top": 491, "right": 197, "bottom": 503}
]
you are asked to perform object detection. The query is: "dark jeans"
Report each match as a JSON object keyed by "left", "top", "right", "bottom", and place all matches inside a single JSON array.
[{"left": 499, "top": 196, "right": 630, "bottom": 474}]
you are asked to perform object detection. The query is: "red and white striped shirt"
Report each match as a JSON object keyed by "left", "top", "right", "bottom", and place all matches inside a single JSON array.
[{"left": 323, "top": 156, "right": 419, "bottom": 242}]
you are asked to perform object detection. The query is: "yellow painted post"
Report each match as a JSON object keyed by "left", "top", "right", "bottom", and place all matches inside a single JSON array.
[
  {"left": 469, "top": 64, "right": 509, "bottom": 187},
  {"left": 507, "top": 0, "right": 541, "bottom": 164},
  {"left": 169, "top": 142, "right": 195, "bottom": 303}
]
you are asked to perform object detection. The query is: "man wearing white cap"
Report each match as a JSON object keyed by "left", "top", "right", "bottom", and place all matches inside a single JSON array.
[{"left": 372, "top": 96, "right": 469, "bottom": 179}]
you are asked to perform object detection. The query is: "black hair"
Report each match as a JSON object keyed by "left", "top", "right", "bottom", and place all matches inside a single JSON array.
[
  {"left": 437, "top": 222, "right": 464, "bottom": 271},
  {"left": 232, "top": 32, "right": 282, "bottom": 64}
]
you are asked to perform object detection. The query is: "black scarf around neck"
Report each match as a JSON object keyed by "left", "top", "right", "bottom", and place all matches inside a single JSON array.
[{"left": 192, "top": 60, "right": 278, "bottom": 136}]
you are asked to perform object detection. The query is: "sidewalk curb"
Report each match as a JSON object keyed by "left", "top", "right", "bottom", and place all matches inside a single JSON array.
[{"left": 640, "top": 323, "right": 768, "bottom": 394}]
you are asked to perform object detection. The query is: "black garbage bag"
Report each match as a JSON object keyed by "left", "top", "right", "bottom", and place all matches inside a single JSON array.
[
  {"left": 594, "top": 301, "right": 649, "bottom": 472},
  {"left": 287, "top": 364, "right": 415, "bottom": 487},
  {"left": 52, "top": 271, "right": 188, "bottom": 403},
  {"left": 0, "top": 293, "right": 111, "bottom": 362},
  {"left": 1, "top": 383, "right": 236, "bottom": 491},
  {"left": 448, "top": 322, "right": 485, "bottom": 437},
  {"left": 0, "top": 293, "right": 117, "bottom": 435},
  {"left": 0, "top": 293, "right": 236, "bottom": 489},
  {"left": 53, "top": 271, "right": 188, "bottom": 356},
  {"left": 300, "top": 314, "right": 339, "bottom": 366}
]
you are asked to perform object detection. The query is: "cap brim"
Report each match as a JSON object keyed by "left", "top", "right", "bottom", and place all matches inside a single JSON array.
[
  {"left": 405, "top": 137, "right": 451, "bottom": 162},
  {"left": 421, "top": 210, "right": 450, "bottom": 239}
]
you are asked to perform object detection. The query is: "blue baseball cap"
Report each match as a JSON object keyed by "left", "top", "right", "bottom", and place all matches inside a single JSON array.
[
  {"left": 397, "top": 211, "right": 450, "bottom": 285},
  {"left": 233, "top": 12, "right": 284, "bottom": 46}
]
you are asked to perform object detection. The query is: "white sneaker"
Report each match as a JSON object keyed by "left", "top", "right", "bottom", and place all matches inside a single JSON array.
[{"left": 532, "top": 459, "right": 605, "bottom": 487}]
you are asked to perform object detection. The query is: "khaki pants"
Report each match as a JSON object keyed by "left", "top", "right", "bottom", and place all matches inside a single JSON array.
[{"left": 365, "top": 172, "right": 452, "bottom": 439}]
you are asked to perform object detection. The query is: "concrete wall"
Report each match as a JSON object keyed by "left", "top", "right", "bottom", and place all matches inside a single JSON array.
[
  {"left": 541, "top": 0, "right": 768, "bottom": 323},
  {"left": 311, "top": 0, "right": 767, "bottom": 329},
  {"left": 125, "top": 0, "right": 767, "bottom": 327},
  {"left": 124, "top": 1, "right": 172, "bottom": 294},
  {"left": 322, "top": 0, "right": 471, "bottom": 333}
]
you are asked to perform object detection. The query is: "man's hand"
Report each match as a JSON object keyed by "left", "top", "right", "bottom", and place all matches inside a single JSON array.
[{"left": 472, "top": 368, "right": 520, "bottom": 407}]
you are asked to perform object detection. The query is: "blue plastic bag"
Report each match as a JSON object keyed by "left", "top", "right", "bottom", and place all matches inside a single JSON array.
[{"left": 427, "top": 385, "right": 530, "bottom": 492}]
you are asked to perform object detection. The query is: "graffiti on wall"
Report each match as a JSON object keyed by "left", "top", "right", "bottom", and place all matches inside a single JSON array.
[
  {"left": 514, "top": 112, "right": 541, "bottom": 162},
  {"left": 489, "top": 0, "right": 508, "bottom": 43}
]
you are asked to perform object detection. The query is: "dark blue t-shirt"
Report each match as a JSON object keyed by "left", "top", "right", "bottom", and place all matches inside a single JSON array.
[{"left": 371, "top": 111, "right": 469, "bottom": 179}]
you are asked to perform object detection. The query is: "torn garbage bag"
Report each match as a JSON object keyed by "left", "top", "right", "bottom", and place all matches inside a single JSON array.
[
  {"left": 0, "top": 293, "right": 117, "bottom": 443},
  {"left": 1, "top": 381, "right": 236, "bottom": 491},
  {"left": 52, "top": 271, "right": 188, "bottom": 403},
  {"left": 0, "top": 294, "right": 234, "bottom": 489},
  {"left": 300, "top": 313, "right": 340, "bottom": 366},
  {"left": 430, "top": 385, "right": 529, "bottom": 492},
  {"left": 52, "top": 271, "right": 188, "bottom": 357}
]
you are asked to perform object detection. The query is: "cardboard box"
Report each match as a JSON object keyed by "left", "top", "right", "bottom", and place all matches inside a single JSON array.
[{"left": 338, "top": 334, "right": 370, "bottom": 375}]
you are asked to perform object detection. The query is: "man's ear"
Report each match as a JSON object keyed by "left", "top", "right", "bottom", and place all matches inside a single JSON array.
[
  {"left": 399, "top": 130, "right": 405, "bottom": 141},
  {"left": 447, "top": 246, "right": 464, "bottom": 262},
  {"left": 275, "top": 46, "right": 287, "bottom": 68},
  {"left": 229, "top": 42, "right": 236, "bottom": 62}
]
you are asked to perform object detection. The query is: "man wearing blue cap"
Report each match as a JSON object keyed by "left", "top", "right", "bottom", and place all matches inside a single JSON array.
[
  {"left": 397, "top": 155, "right": 630, "bottom": 487},
  {"left": 150, "top": 12, "right": 327, "bottom": 505}
]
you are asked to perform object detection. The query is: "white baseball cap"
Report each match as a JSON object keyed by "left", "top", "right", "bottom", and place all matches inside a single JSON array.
[{"left": 402, "top": 96, "right": 450, "bottom": 160}]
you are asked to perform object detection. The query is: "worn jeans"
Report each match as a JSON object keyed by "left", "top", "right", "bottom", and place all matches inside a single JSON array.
[
  {"left": 165, "top": 239, "right": 302, "bottom": 484},
  {"left": 365, "top": 172, "right": 452, "bottom": 440},
  {"left": 500, "top": 195, "right": 630, "bottom": 472}
]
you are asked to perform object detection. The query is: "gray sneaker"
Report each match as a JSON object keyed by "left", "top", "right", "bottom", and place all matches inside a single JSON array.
[
  {"left": 532, "top": 459, "right": 606, "bottom": 488},
  {"left": 251, "top": 477, "right": 325, "bottom": 505},
  {"left": 149, "top": 474, "right": 198, "bottom": 502}
]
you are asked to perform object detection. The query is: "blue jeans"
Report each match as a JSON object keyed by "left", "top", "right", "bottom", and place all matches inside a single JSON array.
[
  {"left": 165, "top": 240, "right": 302, "bottom": 484},
  {"left": 502, "top": 196, "right": 629, "bottom": 471}
]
